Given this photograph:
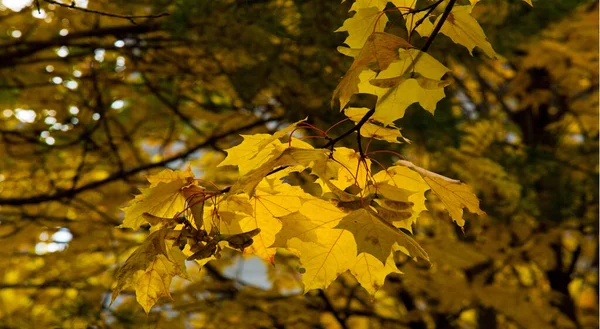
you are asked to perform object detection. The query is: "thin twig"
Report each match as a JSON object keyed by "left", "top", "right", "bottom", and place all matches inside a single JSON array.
[
  {"left": 43, "top": 0, "right": 169, "bottom": 24},
  {"left": 323, "top": 108, "right": 375, "bottom": 151},
  {"left": 411, "top": 0, "right": 444, "bottom": 35},
  {"left": 357, "top": 126, "right": 365, "bottom": 156},
  {"left": 422, "top": 0, "right": 456, "bottom": 52}
]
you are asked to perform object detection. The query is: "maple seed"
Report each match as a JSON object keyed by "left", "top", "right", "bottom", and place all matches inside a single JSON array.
[{"left": 187, "top": 241, "right": 218, "bottom": 261}]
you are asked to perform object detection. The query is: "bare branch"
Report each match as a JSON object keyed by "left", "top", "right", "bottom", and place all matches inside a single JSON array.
[{"left": 43, "top": 0, "right": 169, "bottom": 24}]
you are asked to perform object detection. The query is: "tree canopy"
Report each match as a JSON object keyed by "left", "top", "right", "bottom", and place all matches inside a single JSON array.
[{"left": 0, "top": 0, "right": 597, "bottom": 328}]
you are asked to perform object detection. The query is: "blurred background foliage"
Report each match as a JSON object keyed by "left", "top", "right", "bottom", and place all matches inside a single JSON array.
[{"left": 0, "top": 0, "right": 597, "bottom": 328}]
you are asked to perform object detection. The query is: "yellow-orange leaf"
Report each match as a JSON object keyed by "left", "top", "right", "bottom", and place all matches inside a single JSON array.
[
  {"left": 396, "top": 160, "right": 485, "bottom": 227},
  {"left": 357, "top": 49, "right": 450, "bottom": 124},
  {"left": 335, "top": 208, "right": 429, "bottom": 263},
  {"left": 274, "top": 200, "right": 356, "bottom": 291},
  {"left": 437, "top": 5, "right": 496, "bottom": 58},
  {"left": 333, "top": 32, "right": 412, "bottom": 109},
  {"left": 111, "top": 229, "right": 188, "bottom": 313},
  {"left": 351, "top": 252, "right": 401, "bottom": 295},
  {"left": 336, "top": 7, "right": 388, "bottom": 49},
  {"left": 121, "top": 170, "right": 193, "bottom": 229},
  {"left": 134, "top": 254, "right": 177, "bottom": 313}
]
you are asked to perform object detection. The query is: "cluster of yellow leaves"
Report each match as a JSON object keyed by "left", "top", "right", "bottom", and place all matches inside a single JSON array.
[
  {"left": 109, "top": 0, "right": 541, "bottom": 312},
  {"left": 112, "top": 124, "right": 485, "bottom": 311},
  {"left": 333, "top": 0, "right": 533, "bottom": 129}
]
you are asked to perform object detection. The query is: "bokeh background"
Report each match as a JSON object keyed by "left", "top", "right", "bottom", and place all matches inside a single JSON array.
[{"left": 0, "top": 0, "right": 597, "bottom": 328}]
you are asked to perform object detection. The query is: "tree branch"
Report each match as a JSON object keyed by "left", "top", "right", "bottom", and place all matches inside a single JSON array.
[
  {"left": 322, "top": 108, "right": 375, "bottom": 151},
  {"left": 0, "top": 117, "right": 281, "bottom": 206},
  {"left": 421, "top": 0, "right": 456, "bottom": 52},
  {"left": 43, "top": 0, "right": 169, "bottom": 24}
]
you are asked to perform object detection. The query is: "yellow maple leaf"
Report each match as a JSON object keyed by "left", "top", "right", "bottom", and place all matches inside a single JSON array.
[
  {"left": 220, "top": 183, "right": 304, "bottom": 262},
  {"left": 146, "top": 167, "right": 194, "bottom": 187},
  {"left": 332, "top": 32, "right": 412, "bottom": 109},
  {"left": 229, "top": 146, "right": 329, "bottom": 195},
  {"left": 111, "top": 229, "right": 188, "bottom": 313},
  {"left": 121, "top": 170, "right": 193, "bottom": 229},
  {"left": 335, "top": 208, "right": 429, "bottom": 263},
  {"left": 396, "top": 160, "right": 485, "bottom": 227},
  {"left": 357, "top": 49, "right": 450, "bottom": 124},
  {"left": 336, "top": 7, "right": 388, "bottom": 49},
  {"left": 240, "top": 191, "right": 301, "bottom": 262},
  {"left": 274, "top": 200, "right": 356, "bottom": 292},
  {"left": 218, "top": 119, "right": 311, "bottom": 176},
  {"left": 436, "top": 5, "right": 496, "bottom": 58},
  {"left": 218, "top": 134, "right": 283, "bottom": 175},
  {"left": 134, "top": 254, "right": 177, "bottom": 313},
  {"left": 361, "top": 123, "right": 408, "bottom": 143},
  {"left": 351, "top": 251, "right": 401, "bottom": 295}
]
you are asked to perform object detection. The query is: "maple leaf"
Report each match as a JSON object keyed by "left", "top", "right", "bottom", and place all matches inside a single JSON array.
[
  {"left": 229, "top": 146, "right": 329, "bottom": 195},
  {"left": 134, "top": 254, "right": 177, "bottom": 313},
  {"left": 111, "top": 229, "right": 188, "bottom": 313},
  {"left": 218, "top": 120, "right": 311, "bottom": 176},
  {"left": 273, "top": 199, "right": 356, "bottom": 292},
  {"left": 357, "top": 49, "right": 450, "bottom": 124},
  {"left": 335, "top": 208, "right": 429, "bottom": 264},
  {"left": 336, "top": 7, "right": 388, "bottom": 49},
  {"left": 396, "top": 160, "right": 485, "bottom": 227},
  {"left": 235, "top": 185, "right": 302, "bottom": 262},
  {"left": 351, "top": 252, "right": 401, "bottom": 295},
  {"left": 146, "top": 167, "right": 194, "bottom": 187},
  {"left": 436, "top": 5, "right": 496, "bottom": 58},
  {"left": 121, "top": 169, "right": 194, "bottom": 229},
  {"left": 332, "top": 32, "right": 412, "bottom": 109},
  {"left": 218, "top": 194, "right": 254, "bottom": 216},
  {"left": 218, "top": 134, "right": 283, "bottom": 175}
]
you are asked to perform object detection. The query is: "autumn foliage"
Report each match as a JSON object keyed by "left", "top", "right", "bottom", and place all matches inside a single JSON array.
[{"left": 0, "top": 0, "right": 597, "bottom": 328}]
